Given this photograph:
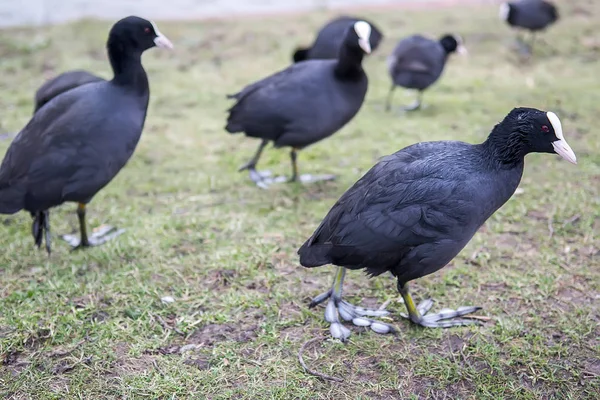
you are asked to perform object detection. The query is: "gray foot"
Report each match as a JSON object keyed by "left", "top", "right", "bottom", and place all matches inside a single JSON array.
[
  {"left": 61, "top": 225, "right": 126, "bottom": 248},
  {"left": 403, "top": 99, "right": 422, "bottom": 111},
  {"left": 248, "top": 169, "right": 336, "bottom": 189},
  {"left": 401, "top": 298, "right": 482, "bottom": 328},
  {"left": 310, "top": 290, "right": 394, "bottom": 342},
  {"left": 247, "top": 169, "right": 275, "bottom": 189}
]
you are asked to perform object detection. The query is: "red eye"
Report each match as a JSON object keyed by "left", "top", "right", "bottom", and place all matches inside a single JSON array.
[
  {"left": 541, "top": 125, "right": 550, "bottom": 133},
  {"left": 144, "top": 27, "right": 151, "bottom": 33}
]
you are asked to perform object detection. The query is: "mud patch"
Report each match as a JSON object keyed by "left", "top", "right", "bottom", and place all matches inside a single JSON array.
[
  {"left": 187, "top": 323, "right": 259, "bottom": 347},
  {"left": 2, "top": 349, "right": 20, "bottom": 366}
]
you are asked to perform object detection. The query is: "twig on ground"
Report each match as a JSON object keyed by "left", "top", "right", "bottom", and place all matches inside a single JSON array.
[
  {"left": 298, "top": 337, "right": 343, "bottom": 383},
  {"left": 155, "top": 314, "right": 185, "bottom": 336},
  {"left": 563, "top": 214, "right": 581, "bottom": 227}
]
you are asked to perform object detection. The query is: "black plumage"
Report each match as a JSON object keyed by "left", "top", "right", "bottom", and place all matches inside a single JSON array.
[
  {"left": 500, "top": 0, "right": 559, "bottom": 53},
  {"left": 227, "top": 21, "right": 373, "bottom": 187},
  {"left": 293, "top": 16, "right": 383, "bottom": 63},
  {"left": 0, "top": 16, "right": 172, "bottom": 253},
  {"left": 299, "top": 108, "right": 576, "bottom": 340},
  {"left": 34, "top": 70, "right": 103, "bottom": 113},
  {"left": 386, "top": 34, "right": 466, "bottom": 112}
]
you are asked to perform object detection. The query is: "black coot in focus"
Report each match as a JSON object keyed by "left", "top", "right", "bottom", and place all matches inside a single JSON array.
[
  {"left": 386, "top": 34, "right": 466, "bottom": 112},
  {"left": 0, "top": 16, "right": 173, "bottom": 254},
  {"left": 34, "top": 70, "right": 104, "bottom": 113},
  {"left": 298, "top": 108, "right": 576, "bottom": 341},
  {"left": 226, "top": 21, "right": 372, "bottom": 188},
  {"left": 500, "top": 0, "right": 559, "bottom": 54},
  {"left": 293, "top": 16, "right": 383, "bottom": 63}
]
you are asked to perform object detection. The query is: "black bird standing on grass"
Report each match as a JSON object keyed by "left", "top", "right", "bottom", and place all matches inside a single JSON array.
[
  {"left": 293, "top": 16, "right": 383, "bottom": 63},
  {"left": 0, "top": 16, "right": 173, "bottom": 254},
  {"left": 500, "top": 0, "right": 559, "bottom": 54},
  {"left": 33, "top": 70, "right": 103, "bottom": 113},
  {"left": 298, "top": 108, "right": 576, "bottom": 341},
  {"left": 226, "top": 21, "right": 372, "bottom": 188},
  {"left": 386, "top": 34, "right": 467, "bottom": 112}
]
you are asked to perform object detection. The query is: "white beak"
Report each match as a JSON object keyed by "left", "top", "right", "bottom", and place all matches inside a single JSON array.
[
  {"left": 552, "top": 140, "right": 577, "bottom": 164},
  {"left": 150, "top": 21, "right": 173, "bottom": 49},
  {"left": 154, "top": 33, "right": 173, "bottom": 49},
  {"left": 457, "top": 44, "right": 468, "bottom": 55},
  {"left": 547, "top": 111, "right": 576, "bottom": 164},
  {"left": 358, "top": 38, "right": 371, "bottom": 54}
]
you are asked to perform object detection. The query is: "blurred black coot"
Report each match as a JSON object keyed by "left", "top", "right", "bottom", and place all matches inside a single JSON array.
[
  {"left": 34, "top": 70, "right": 104, "bottom": 113},
  {"left": 386, "top": 34, "right": 466, "bottom": 112},
  {"left": 298, "top": 108, "right": 576, "bottom": 341},
  {"left": 226, "top": 21, "right": 372, "bottom": 188},
  {"left": 0, "top": 16, "right": 173, "bottom": 254},
  {"left": 293, "top": 16, "right": 383, "bottom": 63},
  {"left": 500, "top": 0, "right": 559, "bottom": 54}
]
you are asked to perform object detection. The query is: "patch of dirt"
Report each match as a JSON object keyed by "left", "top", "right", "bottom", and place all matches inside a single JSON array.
[
  {"left": 183, "top": 357, "right": 211, "bottom": 370},
  {"left": 47, "top": 376, "right": 71, "bottom": 395},
  {"left": 2, "top": 350, "right": 20, "bottom": 365},
  {"left": 23, "top": 328, "right": 51, "bottom": 350},
  {"left": 583, "top": 359, "right": 600, "bottom": 378},
  {"left": 111, "top": 343, "right": 157, "bottom": 376},
  {"left": 51, "top": 356, "right": 92, "bottom": 374},
  {"left": 278, "top": 325, "right": 318, "bottom": 343},
  {"left": 206, "top": 269, "right": 237, "bottom": 288},
  {"left": 187, "top": 322, "right": 259, "bottom": 346}
]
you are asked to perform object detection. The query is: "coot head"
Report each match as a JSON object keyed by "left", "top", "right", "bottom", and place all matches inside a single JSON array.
[
  {"left": 502, "top": 108, "right": 577, "bottom": 164},
  {"left": 439, "top": 34, "right": 467, "bottom": 55},
  {"left": 108, "top": 16, "right": 173, "bottom": 52},
  {"left": 344, "top": 21, "right": 373, "bottom": 54}
]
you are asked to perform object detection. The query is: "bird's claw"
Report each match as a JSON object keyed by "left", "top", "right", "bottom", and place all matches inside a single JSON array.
[
  {"left": 315, "top": 291, "right": 394, "bottom": 342},
  {"left": 400, "top": 299, "right": 482, "bottom": 328},
  {"left": 62, "top": 225, "right": 125, "bottom": 249}
]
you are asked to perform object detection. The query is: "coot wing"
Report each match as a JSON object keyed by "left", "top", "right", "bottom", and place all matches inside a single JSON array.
[
  {"left": 540, "top": 1, "right": 559, "bottom": 22},
  {"left": 226, "top": 61, "right": 340, "bottom": 142},
  {"left": 389, "top": 37, "right": 439, "bottom": 75},
  {"left": 299, "top": 142, "right": 479, "bottom": 275},
  {"left": 35, "top": 70, "right": 104, "bottom": 112},
  {"left": 1, "top": 82, "right": 139, "bottom": 209},
  {"left": 228, "top": 61, "right": 316, "bottom": 104}
]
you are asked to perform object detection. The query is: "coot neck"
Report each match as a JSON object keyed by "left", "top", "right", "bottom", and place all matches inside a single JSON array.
[
  {"left": 108, "top": 41, "right": 149, "bottom": 97},
  {"left": 480, "top": 124, "right": 527, "bottom": 169},
  {"left": 334, "top": 45, "right": 365, "bottom": 81}
]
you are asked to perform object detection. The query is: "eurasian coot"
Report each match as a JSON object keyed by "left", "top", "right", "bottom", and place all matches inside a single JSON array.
[
  {"left": 298, "top": 108, "right": 576, "bottom": 341},
  {"left": 500, "top": 0, "right": 559, "bottom": 54},
  {"left": 293, "top": 16, "right": 383, "bottom": 63},
  {"left": 226, "top": 21, "right": 372, "bottom": 188},
  {"left": 386, "top": 34, "right": 466, "bottom": 112},
  {"left": 0, "top": 16, "right": 172, "bottom": 254}
]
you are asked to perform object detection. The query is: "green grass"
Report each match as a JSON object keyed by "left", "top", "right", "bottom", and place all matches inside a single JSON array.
[{"left": 1, "top": 0, "right": 599, "bottom": 398}]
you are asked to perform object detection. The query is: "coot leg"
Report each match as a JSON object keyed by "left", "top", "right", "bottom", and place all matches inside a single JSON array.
[
  {"left": 61, "top": 203, "right": 125, "bottom": 249},
  {"left": 403, "top": 91, "right": 422, "bottom": 111},
  {"left": 312, "top": 267, "right": 394, "bottom": 341},
  {"left": 397, "top": 281, "right": 482, "bottom": 328},
  {"left": 515, "top": 33, "right": 531, "bottom": 56},
  {"left": 289, "top": 148, "right": 299, "bottom": 182},
  {"left": 42, "top": 210, "right": 51, "bottom": 255},
  {"left": 238, "top": 139, "right": 275, "bottom": 188},
  {"left": 241, "top": 145, "right": 335, "bottom": 188},
  {"left": 385, "top": 84, "right": 396, "bottom": 112},
  {"left": 528, "top": 32, "right": 536, "bottom": 55},
  {"left": 31, "top": 210, "right": 52, "bottom": 254}
]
